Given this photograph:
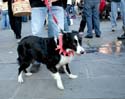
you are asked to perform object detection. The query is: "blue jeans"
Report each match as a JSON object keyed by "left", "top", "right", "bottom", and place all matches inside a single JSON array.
[
  {"left": 64, "top": 10, "right": 69, "bottom": 31},
  {"left": 1, "top": 10, "right": 10, "bottom": 29},
  {"left": 31, "top": 6, "right": 64, "bottom": 37},
  {"left": 111, "top": 0, "right": 125, "bottom": 28},
  {"left": 84, "top": 2, "right": 101, "bottom": 36}
]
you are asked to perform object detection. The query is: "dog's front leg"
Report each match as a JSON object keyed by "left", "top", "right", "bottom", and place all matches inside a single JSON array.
[
  {"left": 63, "top": 64, "right": 78, "bottom": 79},
  {"left": 47, "top": 66, "right": 64, "bottom": 90},
  {"left": 52, "top": 72, "right": 64, "bottom": 90}
]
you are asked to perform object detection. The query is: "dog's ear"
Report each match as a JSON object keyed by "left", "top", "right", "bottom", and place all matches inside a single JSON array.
[{"left": 71, "top": 30, "right": 83, "bottom": 45}]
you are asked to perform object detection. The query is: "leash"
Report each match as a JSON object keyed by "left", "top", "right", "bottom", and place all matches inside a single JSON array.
[
  {"left": 44, "top": 0, "right": 74, "bottom": 56},
  {"left": 44, "top": 0, "right": 63, "bottom": 33}
]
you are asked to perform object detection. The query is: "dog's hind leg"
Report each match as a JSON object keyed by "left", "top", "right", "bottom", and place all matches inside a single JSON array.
[
  {"left": 18, "top": 67, "right": 24, "bottom": 83},
  {"left": 47, "top": 66, "right": 64, "bottom": 90},
  {"left": 63, "top": 64, "right": 78, "bottom": 79},
  {"left": 18, "top": 62, "right": 31, "bottom": 83}
]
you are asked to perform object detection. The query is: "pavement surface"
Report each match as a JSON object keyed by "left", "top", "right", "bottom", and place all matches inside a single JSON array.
[{"left": 0, "top": 17, "right": 125, "bottom": 99}]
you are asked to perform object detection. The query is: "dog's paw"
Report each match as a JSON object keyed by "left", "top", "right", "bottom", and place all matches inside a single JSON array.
[
  {"left": 25, "top": 72, "right": 32, "bottom": 76},
  {"left": 57, "top": 84, "right": 64, "bottom": 90},
  {"left": 18, "top": 76, "right": 24, "bottom": 83},
  {"left": 69, "top": 74, "right": 78, "bottom": 79},
  {"left": 57, "top": 80, "right": 64, "bottom": 90}
]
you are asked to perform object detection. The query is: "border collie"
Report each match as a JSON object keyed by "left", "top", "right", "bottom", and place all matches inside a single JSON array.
[{"left": 17, "top": 31, "right": 85, "bottom": 90}]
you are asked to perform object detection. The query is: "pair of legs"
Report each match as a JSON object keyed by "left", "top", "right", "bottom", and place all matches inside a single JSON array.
[
  {"left": 47, "top": 64, "right": 77, "bottom": 90},
  {"left": 84, "top": 2, "right": 101, "bottom": 37},
  {"left": 110, "top": 0, "right": 125, "bottom": 31},
  {"left": 8, "top": 0, "right": 22, "bottom": 39},
  {"left": 18, "top": 62, "right": 77, "bottom": 90},
  {"left": 31, "top": 6, "right": 64, "bottom": 37},
  {"left": 1, "top": 10, "right": 10, "bottom": 29}
]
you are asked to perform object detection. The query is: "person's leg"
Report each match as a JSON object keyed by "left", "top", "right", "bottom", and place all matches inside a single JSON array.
[
  {"left": 13, "top": 17, "right": 22, "bottom": 39},
  {"left": 48, "top": 6, "right": 64, "bottom": 37},
  {"left": 31, "top": 7, "right": 47, "bottom": 37},
  {"left": 84, "top": 3, "right": 93, "bottom": 38},
  {"left": 92, "top": 2, "right": 101, "bottom": 37},
  {"left": 30, "top": 7, "right": 47, "bottom": 73},
  {"left": 1, "top": 11, "right": 6, "bottom": 29},
  {"left": 8, "top": 5, "right": 22, "bottom": 39},
  {"left": 117, "top": 26, "right": 125, "bottom": 39},
  {"left": 64, "top": 10, "right": 69, "bottom": 31},
  {"left": 120, "top": 0, "right": 125, "bottom": 29},
  {"left": 117, "top": 0, "right": 125, "bottom": 40},
  {"left": 79, "top": 13, "right": 86, "bottom": 33},
  {"left": 110, "top": 1, "right": 118, "bottom": 31},
  {"left": 6, "top": 11, "right": 10, "bottom": 29}
]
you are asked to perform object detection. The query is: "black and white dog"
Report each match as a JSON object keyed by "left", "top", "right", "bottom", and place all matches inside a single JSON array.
[{"left": 17, "top": 31, "right": 85, "bottom": 90}]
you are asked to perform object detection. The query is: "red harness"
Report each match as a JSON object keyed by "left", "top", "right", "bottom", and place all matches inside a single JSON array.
[{"left": 55, "top": 34, "right": 74, "bottom": 56}]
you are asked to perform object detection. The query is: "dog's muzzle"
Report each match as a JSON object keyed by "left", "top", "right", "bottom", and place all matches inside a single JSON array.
[{"left": 76, "top": 46, "right": 85, "bottom": 55}]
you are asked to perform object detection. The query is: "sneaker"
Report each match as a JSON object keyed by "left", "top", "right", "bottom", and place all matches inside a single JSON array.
[
  {"left": 112, "top": 27, "right": 116, "bottom": 32},
  {"left": 17, "top": 39, "right": 21, "bottom": 43},
  {"left": 30, "top": 63, "right": 41, "bottom": 73},
  {"left": 95, "top": 34, "right": 101, "bottom": 38},
  {"left": 84, "top": 35, "right": 93, "bottom": 38}
]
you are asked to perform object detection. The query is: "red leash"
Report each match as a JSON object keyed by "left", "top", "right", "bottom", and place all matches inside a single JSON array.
[
  {"left": 55, "top": 34, "right": 74, "bottom": 56},
  {"left": 44, "top": 0, "right": 58, "bottom": 25}
]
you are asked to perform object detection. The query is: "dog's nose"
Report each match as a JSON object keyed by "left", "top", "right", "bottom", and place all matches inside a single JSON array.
[{"left": 80, "top": 51, "right": 85, "bottom": 54}]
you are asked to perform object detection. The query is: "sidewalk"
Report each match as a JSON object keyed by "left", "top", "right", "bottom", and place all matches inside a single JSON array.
[{"left": 0, "top": 17, "right": 125, "bottom": 99}]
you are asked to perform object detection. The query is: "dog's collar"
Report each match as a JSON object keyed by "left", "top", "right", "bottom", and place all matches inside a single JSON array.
[{"left": 55, "top": 34, "right": 74, "bottom": 56}]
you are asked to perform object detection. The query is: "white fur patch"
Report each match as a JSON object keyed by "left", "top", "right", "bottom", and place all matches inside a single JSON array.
[
  {"left": 69, "top": 74, "right": 78, "bottom": 79},
  {"left": 25, "top": 72, "right": 32, "bottom": 76},
  {"left": 74, "top": 35, "right": 85, "bottom": 54},
  {"left": 58, "top": 55, "right": 73, "bottom": 67},
  {"left": 52, "top": 72, "right": 64, "bottom": 90},
  {"left": 18, "top": 72, "right": 23, "bottom": 83},
  {"left": 63, "top": 65, "right": 78, "bottom": 79}
]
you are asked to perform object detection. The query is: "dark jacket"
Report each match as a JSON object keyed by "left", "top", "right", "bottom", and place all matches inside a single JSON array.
[{"left": 29, "top": 0, "right": 63, "bottom": 8}]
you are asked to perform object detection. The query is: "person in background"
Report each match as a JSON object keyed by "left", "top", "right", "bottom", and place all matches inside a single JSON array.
[
  {"left": 110, "top": 0, "right": 125, "bottom": 32},
  {"left": 0, "top": 0, "right": 10, "bottom": 30},
  {"left": 83, "top": 0, "right": 101, "bottom": 38},
  {"left": 29, "top": 0, "right": 64, "bottom": 73},
  {"left": 117, "top": 26, "right": 125, "bottom": 39},
  {"left": 63, "top": 0, "right": 71, "bottom": 31},
  {"left": 3, "top": 0, "right": 22, "bottom": 42}
]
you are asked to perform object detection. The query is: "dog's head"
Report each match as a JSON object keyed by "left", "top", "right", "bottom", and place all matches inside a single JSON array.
[{"left": 62, "top": 31, "right": 85, "bottom": 55}]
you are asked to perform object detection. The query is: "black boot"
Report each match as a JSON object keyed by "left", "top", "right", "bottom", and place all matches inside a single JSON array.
[
  {"left": 117, "top": 33, "right": 125, "bottom": 40},
  {"left": 117, "top": 26, "right": 125, "bottom": 40}
]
